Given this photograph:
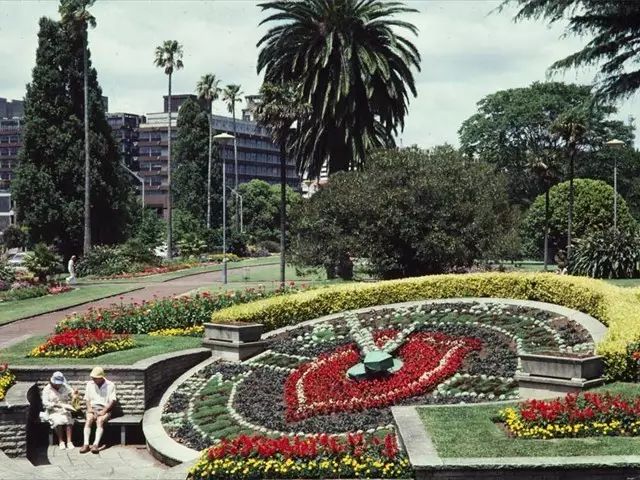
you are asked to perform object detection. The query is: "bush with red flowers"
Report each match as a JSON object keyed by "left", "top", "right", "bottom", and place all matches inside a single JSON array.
[
  {"left": 188, "top": 433, "right": 412, "bottom": 479},
  {"left": 500, "top": 392, "right": 640, "bottom": 439},
  {"left": 29, "top": 328, "right": 134, "bottom": 358}
]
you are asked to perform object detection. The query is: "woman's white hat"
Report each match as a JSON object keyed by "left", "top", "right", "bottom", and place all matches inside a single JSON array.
[{"left": 51, "top": 371, "right": 66, "bottom": 385}]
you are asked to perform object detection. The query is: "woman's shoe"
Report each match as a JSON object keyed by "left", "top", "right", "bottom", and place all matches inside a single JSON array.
[
  {"left": 58, "top": 442, "right": 66, "bottom": 450},
  {"left": 66, "top": 442, "right": 75, "bottom": 450}
]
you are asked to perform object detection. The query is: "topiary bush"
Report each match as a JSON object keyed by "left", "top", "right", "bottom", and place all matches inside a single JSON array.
[
  {"left": 210, "top": 272, "right": 640, "bottom": 381},
  {"left": 570, "top": 228, "right": 640, "bottom": 279},
  {"left": 521, "top": 179, "right": 636, "bottom": 258}
]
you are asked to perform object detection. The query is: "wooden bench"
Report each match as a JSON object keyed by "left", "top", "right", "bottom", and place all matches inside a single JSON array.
[{"left": 45, "top": 414, "right": 143, "bottom": 446}]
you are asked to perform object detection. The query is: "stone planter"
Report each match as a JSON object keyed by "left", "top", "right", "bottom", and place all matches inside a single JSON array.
[
  {"left": 203, "top": 322, "right": 263, "bottom": 343},
  {"left": 203, "top": 322, "right": 267, "bottom": 361},
  {"left": 517, "top": 353, "right": 605, "bottom": 399},
  {"left": 520, "top": 353, "right": 604, "bottom": 381}
]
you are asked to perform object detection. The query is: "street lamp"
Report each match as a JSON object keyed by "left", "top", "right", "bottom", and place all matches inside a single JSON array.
[
  {"left": 605, "top": 139, "right": 625, "bottom": 230},
  {"left": 228, "top": 187, "right": 243, "bottom": 233},
  {"left": 213, "top": 132, "right": 234, "bottom": 284},
  {"left": 121, "top": 162, "right": 145, "bottom": 213}
]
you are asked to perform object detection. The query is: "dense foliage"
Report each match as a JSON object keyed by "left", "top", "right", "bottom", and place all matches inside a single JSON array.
[
  {"left": 459, "top": 82, "right": 635, "bottom": 208},
  {"left": 12, "top": 14, "right": 135, "bottom": 258},
  {"left": 257, "top": 0, "right": 421, "bottom": 177},
  {"left": 570, "top": 229, "right": 640, "bottom": 279},
  {"left": 521, "top": 179, "right": 636, "bottom": 258},
  {"left": 1, "top": 225, "right": 27, "bottom": 250},
  {"left": 24, "top": 243, "right": 62, "bottom": 282},
  {"left": 289, "top": 146, "right": 517, "bottom": 279},
  {"left": 132, "top": 208, "right": 166, "bottom": 249},
  {"left": 508, "top": 1, "right": 640, "bottom": 101},
  {"left": 76, "top": 238, "right": 160, "bottom": 277},
  {"left": 173, "top": 98, "right": 221, "bottom": 227},
  {"left": 0, "top": 364, "right": 15, "bottom": 402}
]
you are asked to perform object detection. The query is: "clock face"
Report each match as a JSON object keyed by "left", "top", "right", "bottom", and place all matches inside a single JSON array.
[{"left": 163, "top": 301, "right": 595, "bottom": 449}]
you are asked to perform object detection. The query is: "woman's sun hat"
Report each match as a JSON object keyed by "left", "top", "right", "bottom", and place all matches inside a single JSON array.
[
  {"left": 51, "top": 371, "right": 66, "bottom": 385},
  {"left": 90, "top": 366, "right": 105, "bottom": 379}
]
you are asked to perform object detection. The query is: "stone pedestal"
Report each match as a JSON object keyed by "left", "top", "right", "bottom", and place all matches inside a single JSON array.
[{"left": 203, "top": 322, "right": 267, "bottom": 361}]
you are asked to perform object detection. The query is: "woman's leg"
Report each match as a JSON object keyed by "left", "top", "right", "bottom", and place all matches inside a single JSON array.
[
  {"left": 65, "top": 424, "right": 73, "bottom": 444},
  {"left": 55, "top": 425, "right": 64, "bottom": 446}
]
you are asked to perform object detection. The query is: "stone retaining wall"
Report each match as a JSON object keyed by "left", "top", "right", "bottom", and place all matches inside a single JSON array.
[
  {"left": 10, "top": 348, "right": 211, "bottom": 414},
  {"left": 0, "top": 348, "right": 211, "bottom": 457}
]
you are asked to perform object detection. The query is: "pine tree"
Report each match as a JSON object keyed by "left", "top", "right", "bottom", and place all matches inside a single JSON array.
[
  {"left": 173, "top": 98, "right": 222, "bottom": 227},
  {"left": 12, "top": 15, "right": 134, "bottom": 258}
]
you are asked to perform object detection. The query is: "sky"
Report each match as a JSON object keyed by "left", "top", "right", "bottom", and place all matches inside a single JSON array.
[{"left": 1, "top": 0, "right": 638, "bottom": 148}]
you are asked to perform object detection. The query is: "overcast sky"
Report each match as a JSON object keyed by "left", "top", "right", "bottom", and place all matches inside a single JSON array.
[{"left": 1, "top": 0, "right": 638, "bottom": 147}]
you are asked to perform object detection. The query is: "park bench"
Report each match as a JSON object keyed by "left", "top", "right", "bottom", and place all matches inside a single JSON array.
[{"left": 45, "top": 414, "right": 143, "bottom": 447}]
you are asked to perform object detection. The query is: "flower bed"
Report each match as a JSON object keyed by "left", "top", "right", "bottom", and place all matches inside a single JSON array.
[
  {"left": 28, "top": 328, "right": 134, "bottom": 358},
  {"left": 500, "top": 392, "right": 640, "bottom": 439},
  {"left": 149, "top": 325, "right": 204, "bottom": 337},
  {"left": 0, "top": 364, "right": 15, "bottom": 401},
  {"left": 163, "top": 302, "right": 591, "bottom": 452},
  {"left": 55, "top": 286, "right": 300, "bottom": 335},
  {"left": 0, "top": 283, "right": 73, "bottom": 302},
  {"left": 211, "top": 272, "right": 639, "bottom": 379},
  {"left": 188, "top": 433, "right": 412, "bottom": 480},
  {"left": 94, "top": 262, "right": 201, "bottom": 280}
]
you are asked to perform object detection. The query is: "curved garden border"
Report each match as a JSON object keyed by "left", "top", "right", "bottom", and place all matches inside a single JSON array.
[{"left": 261, "top": 297, "right": 606, "bottom": 344}]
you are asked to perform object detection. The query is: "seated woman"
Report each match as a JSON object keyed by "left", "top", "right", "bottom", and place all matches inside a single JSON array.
[{"left": 40, "top": 371, "right": 78, "bottom": 450}]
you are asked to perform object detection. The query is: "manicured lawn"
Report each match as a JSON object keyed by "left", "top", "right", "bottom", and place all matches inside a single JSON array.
[
  {"left": 418, "top": 383, "right": 640, "bottom": 458},
  {"left": 0, "top": 334, "right": 202, "bottom": 365},
  {"left": 605, "top": 278, "right": 640, "bottom": 288},
  {"left": 0, "top": 284, "right": 141, "bottom": 325},
  {"left": 226, "top": 263, "right": 329, "bottom": 284}
]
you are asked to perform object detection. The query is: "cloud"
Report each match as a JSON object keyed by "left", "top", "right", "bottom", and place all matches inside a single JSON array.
[{"left": 0, "top": 0, "right": 637, "bottom": 147}]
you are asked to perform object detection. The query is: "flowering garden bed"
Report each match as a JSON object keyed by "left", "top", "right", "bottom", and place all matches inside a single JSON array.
[
  {"left": 500, "top": 392, "right": 640, "bottom": 439},
  {"left": 0, "top": 283, "right": 74, "bottom": 302},
  {"left": 28, "top": 328, "right": 134, "bottom": 358},
  {"left": 0, "top": 364, "right": 15, "bottom": 401},
  {"left": 161, "top": 301, "right": 597, "bottom": 478}
]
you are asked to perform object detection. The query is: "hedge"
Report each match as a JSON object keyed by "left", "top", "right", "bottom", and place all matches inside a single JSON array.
[{"left": 210, "top": 272, "right": 639, "bottom": 380}]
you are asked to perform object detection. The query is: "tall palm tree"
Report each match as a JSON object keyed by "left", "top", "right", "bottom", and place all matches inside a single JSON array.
[
  {"left": 154, "top": 40, "right": 184, "bottom": 259},
  {"left": 255, "top": 82, "right": 309, "bottom": 286},
  {"left": 222, "top": 84, "right": 243, "bottom": 230},
  {"left": 59, "top": 0, "right": 96, "bottom": 255},
  {"left": 257, "top": 0, "right": 421, "bottom": 178},
  {"left": 552, "top": 109, "right": 588, "bottom": 268},
  {"left": 196, "top": 74, "right": 222, "bottom": 229}
]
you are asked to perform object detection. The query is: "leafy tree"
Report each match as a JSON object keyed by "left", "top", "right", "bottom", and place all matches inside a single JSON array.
[
  {"left": 172, "top": 209, "right": 204, "bottom": 245},
  {"left": 154, "top": 39, "right": 184, "bottom": 259},
  {"left": 132, "top": 208, "right": 166, "bottom": 249},
  {"left": 59, "top": 0, "right": 96, "bottom": 254},
  {"left": 507, "top": 1, "right": 640, "bottom": 100},
  {"left": 222, "top": 83, "right": 243, "bottom": 196},
  {"left": 257, "top": 0, "right": 421, "bottom": 177},
  {"left": 459, "top": 82, "right": 634, "bottom": 207},
  {"left": 229, "top": 179, "right": 302, "bottom": 244},
  {"left": 173, "top": 98, "right": 221, "bottom": 225},
  {"left": 24, "top": 243, "right": 62, "bottom": 283},
  {"left": 12, "top": 14, "right": 134, "bottom": 258},
  {"left": 196, "top": 73, "right": 222, "bottom": 228},
  {"left": 1, "top": 225, "right": 27, "bottom": 250},
  {"left": 289, "top": 146, "right": 517, "bottom": 279},
  {"left": 521, "top": 179, "right": 636, "bottom": 259}
]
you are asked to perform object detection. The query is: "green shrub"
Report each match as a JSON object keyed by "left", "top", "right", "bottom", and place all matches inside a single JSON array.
[
  {"left": 258, "top": 240, "right": 281, "bottom": 253},
  {"left": 521, "top": 179, "right": 636, "bottom": 258},
  {"left": 206, "top": 253, "right": 241, "bottom": 263},
  {"left": 24, "top": 243, "right": 62, "bottom": 282},
  {"left": 1, "top": 225, "right": 27, "bottom": 250},
  {"left": 571, "top": 229, "right": 640, "bottom": 279},
  {"left": 0, "top": 284, "right": 48, "bottom": 302},
  {"left": 177, "top": 232, "right": 207, "bottom": 257},
  {"left": 211, "top": 272, "right": 640, "bottom": 380},
  {"left": 77, "top": 240, "right": 159, "bottom": 277},
  {"left": 0, "top": 261, "right": 15, "bottom": 291}
]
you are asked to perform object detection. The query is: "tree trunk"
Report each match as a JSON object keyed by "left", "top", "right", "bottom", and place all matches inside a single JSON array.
[
  {"left": 166, "top": 73, "right": 173, "bottom": 260},
  {"left": 544, "top": 186, "right": 549, "bottom": 271},
  {"left": 280, "top": 141, "right": 286, "bottom": 288},
  {"left": 232, "top": 104, "right": 239, "bottom": 231},
  {"left": 207, "top": 102, "right": 213, "bottom": 229},
  {"left": 82, "top": 28, "right": 91, "bottom": 255},
  {"left": 567, "top": 150, "right": 575, "bottom": 269}
]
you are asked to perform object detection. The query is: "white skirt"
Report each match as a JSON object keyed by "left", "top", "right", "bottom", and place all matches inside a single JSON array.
[{"left": 41, "top": 409, "right": 73, "bottom": 427}]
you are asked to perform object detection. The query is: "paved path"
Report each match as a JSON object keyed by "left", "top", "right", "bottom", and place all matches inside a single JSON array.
[
  {"left": 0, "top": 266, "right": 269, "bottom": 349},
  {"left": 1, "top": 444, "right": 190, "bottom": 480}
]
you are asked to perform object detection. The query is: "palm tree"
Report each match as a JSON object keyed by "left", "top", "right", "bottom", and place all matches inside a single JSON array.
[
  {"left": 196, "top": 74, "right": 222, "bottom": 229},
  {"left": 551, "top": 109, "right": 588, "bottom": 268},
  {"left": 257, "top": 0, "right": 421, "bottom": 178},
  {"left": 222, "top": 84, "right": 243, "bottom": 230},
  {"left": 154, "top": 40, "right": 184, "bottom": 259},
  {"left": 59, "top": 0, "right": 96, "bottom": 255},
  {"left": 255, "top": 82, "right": 309, "bottom": 286}
]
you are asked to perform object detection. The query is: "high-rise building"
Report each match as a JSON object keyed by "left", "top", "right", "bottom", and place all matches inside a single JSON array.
[
  {"left": 0, "top": 104, "right": 22, "bottom": 231},
  {"left": 0, "top": 98, "right": 24, "bottom": 119}
]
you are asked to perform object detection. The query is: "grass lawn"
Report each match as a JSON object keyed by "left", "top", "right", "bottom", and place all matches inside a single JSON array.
[
  {"left": 418, "top": 382, "right": 640, "bottom": 458},
  {"left": 80, "top": 256, "right": 281, "bottom": 284},
  {"left": 0, "top": 334, "right": 202, "bottom": 365},
  {"left": 605, "top": 278, "right": 640, "bottom": 288},
  {"left": 0, "top": 284, "right": 141, "bottom": 325}
]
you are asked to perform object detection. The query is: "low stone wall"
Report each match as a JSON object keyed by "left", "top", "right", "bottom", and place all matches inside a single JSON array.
[
  {"left": 10, "top": 348, "right": 211, "bottom": 415},
  {"left": 0, "top": 382, "right": 39, "bottom": 457},
  {"left": 0, "top": 348, "right": 211, "bottom": 458}
]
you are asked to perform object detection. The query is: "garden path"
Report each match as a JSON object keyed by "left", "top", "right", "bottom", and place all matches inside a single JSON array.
[{"left": 0, "top": 265, "right": 274, "bottom": 349}]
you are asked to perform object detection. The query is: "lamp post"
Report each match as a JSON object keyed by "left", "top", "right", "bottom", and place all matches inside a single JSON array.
[
  {"left": 229, "top": 188, "right": 244, "bottom": 233},
  {"left": 605, "top": 139, "right": 625, "bottom": 231},
  {"left": 213, "top": 132, "right": 234, "bottom": 284},
  {"left": 121, "top": 163, "right": 145, "bottom": 213}
]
